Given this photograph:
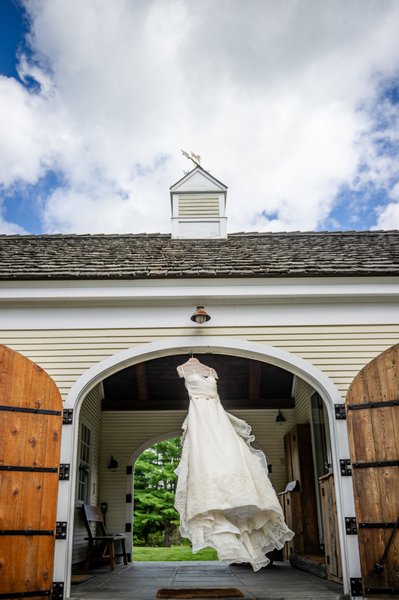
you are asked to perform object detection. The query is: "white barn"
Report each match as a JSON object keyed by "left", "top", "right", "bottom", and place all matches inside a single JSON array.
[{"left": 0, "top": 165, "right": 398, "bottom": 599}]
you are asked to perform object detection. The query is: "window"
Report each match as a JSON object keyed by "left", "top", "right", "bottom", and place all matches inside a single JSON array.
[{"left": 77, "top": 421, "right": 92, "bottom": 503}]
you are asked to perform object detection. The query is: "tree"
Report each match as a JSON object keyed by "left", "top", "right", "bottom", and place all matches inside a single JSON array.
[{"left": 133, "top": 437, "right": 182, "bottom": 546}]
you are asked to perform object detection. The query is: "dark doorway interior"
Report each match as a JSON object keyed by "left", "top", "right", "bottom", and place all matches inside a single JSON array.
[{"left": 102, "top": 354, "right": 294, "bottom": 411}]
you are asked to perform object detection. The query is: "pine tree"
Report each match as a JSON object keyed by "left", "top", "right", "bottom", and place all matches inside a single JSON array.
[{"left": 133, "top": 437, "right": 182, "bottom": 546}]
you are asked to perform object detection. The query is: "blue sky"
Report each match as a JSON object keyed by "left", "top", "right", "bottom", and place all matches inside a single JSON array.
[
  {"left": 0, "top": 1, "right": 20, "bottom": 78},
  {"left": 1, "top": 0, "right": 399, "bottom": 234}
]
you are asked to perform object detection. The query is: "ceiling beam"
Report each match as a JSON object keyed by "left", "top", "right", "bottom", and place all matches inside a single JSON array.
[
  {"left": 135, "top": 363, "right": 148, "bottom": 404},
  {"left": 249, "top": 360, "right": 262, "bottom": 402}
]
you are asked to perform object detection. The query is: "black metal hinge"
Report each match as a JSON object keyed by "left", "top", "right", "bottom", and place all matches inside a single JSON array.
[
  {"left": 345, "top": 517, "right": 358, "bottom": 535},
  {"left": 55, "top": 522, "right": 67, "bottom": 539},
  {"left": 348, "top": 399, "right": 399, "bottom": 410},
  {"left": 59, "top": 464, "right": 70, "bottom": 480},
  {"left": 125, "top": 522, "right": 132, "bottom": 533},
  {"left": 0, "top": 529, "right": 53, "bottom": 536},
  {"left": 334, "top": 404, "right": 346, "bottom": 419},
  {"left": 350, "top": 578, "right": 363, "bottom": 597},
  {"left": 353, "top": 459, "right": 399, "bottom": 469},
  {"left": 126, "top": 493, "right": 132, "bottom": 503},
  {"left": 0, "top": 405, "right": 61, "bottom": 416},
  {"left": 340, "top": 459, "right": 352, "bottom": 476},
  {"left": 0, "top": 591, "right": 51, "bottom": 598},
  {"left": 365, "top": 588, "right": 399, "bottom": 595},
  {"left": 62, "top": 409, "right": 73, "bottom": 425},
  {"left": 52, "top": 582, "right": 64, "bottom": 599},
  {"left": 126, "top": 465, "right": 133, "bottom": 475},
  {"left": 359, "top": 522, "right": 399, "bottom": 529},
  {"left": 0, "top": 465, "right": 58, "bottom": 473}
]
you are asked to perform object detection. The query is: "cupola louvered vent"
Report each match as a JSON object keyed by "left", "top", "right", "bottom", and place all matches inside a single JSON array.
[
  {"left": 170, "top": 165, "right": 227, "bottom": 239},
  {"left": 178, "top": 196, "right": 220, "bottom": 218}
]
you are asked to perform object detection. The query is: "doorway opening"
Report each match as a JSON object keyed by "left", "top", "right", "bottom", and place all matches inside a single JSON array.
[
  {"left": 71, "top": 351, "right": 343, "bottom": 591},
  {"left": 132, "top": 435, "right": 218, "bottom": 562}
]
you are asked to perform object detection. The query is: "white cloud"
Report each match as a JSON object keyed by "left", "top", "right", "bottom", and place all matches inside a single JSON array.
[
  {"left": 375, "top": 201, "right": 399, "bottom": 229},
  {"left": 0, "top": 0, "right": 399, "bottom": 233},
  {"left": 0, "top": 75, "right": 57, "bottom": 186},
  {"left": 0, "top": 214, "right": 28, "bottom": 234},
  {"left": 375, "top": 182, "right": 399, "bottom": 229}
]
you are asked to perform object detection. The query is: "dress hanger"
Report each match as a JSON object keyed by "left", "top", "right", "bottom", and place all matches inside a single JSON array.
[{"left": 176, "top": 355, "right": 218, "bottom": 379}]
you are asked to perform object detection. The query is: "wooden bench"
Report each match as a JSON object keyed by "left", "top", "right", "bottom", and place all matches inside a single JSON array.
[{"left": 81, "top": 504, "right": 128, "bottom": 571}]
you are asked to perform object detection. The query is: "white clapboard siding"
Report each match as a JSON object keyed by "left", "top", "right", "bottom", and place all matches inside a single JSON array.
[
  {"left": 97, "top": 408, "right": 296, "bottom": 536},
  {"left": 294, "top": 378, "right": 313, "bottom": 424},
  {"left": 1, "top": 324, "right": 398, "bottom": 401},
  {"left": 72, "top": 384, "right": 103, "bottom": 564}
]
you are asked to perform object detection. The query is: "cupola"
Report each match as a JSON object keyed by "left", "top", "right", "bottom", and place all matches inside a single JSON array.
[{"left": 170, "top": 164, "right": 227, "bottom": 239}]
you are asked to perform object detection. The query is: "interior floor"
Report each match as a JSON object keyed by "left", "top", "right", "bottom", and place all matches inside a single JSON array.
[{"left": 69, "top": 560, "right": 344, "bottom": 600}]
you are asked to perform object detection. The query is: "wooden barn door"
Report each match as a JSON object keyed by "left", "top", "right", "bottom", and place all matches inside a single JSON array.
[
  {"left": 0, "top": 345, "right": 63, "bottom": 599},
  {"left": 346, "top": 343, "right": 399, "bottom": 596}
]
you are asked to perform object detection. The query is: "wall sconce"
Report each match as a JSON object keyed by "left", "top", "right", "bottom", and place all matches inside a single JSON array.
[
  {"left": 191, "top": 305, "right": 211, "bottom": 324},
  {"left": 275, "top": 409, "right": 286, "bottom": 424},
  {"left": 107, "top": 456, "right": 119, "bottom": 471}
]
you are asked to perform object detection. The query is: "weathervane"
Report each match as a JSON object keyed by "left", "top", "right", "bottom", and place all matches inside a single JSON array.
[{"left": 181, "top": 149, "right": 202, "bottom": 168}]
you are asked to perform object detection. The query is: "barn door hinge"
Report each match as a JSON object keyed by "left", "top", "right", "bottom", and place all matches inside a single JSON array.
[
  {"left": 345, "top": 517, "right": 358, "bottom": 535},
  {"left": 0, "top": 404, "right": 61, "bottom": 416},
  {"left": 353, "top": 459, "right": 399, "bottom": 469},
  {"left": 365, "top": 588, "right": 399, "bottom": 595},
  {"left": 62, "top": 409, "right": 73, "bottom": 425},
  {"left": 348, "top": 399, "right": 399, "bottom": 410},
  {"left": 58, "top": 464, "right": 70, "bottom": 480},
  {"left": 334, "top": 404, "right": 346, "bottom": 419},
  {"left": 0, "top": 465, "right": 57, "bottom": 473},
  {"left": 359, "top": 521, "right": 398, "bottom": 529},
  {"left": 350, "top": 578, "right": 363, "bottom": 597},
  {"left": 0, "top": 592, "right": 51, "bottom": 598},
  {"left": 51, "top": 582, "right": 64, "bottom": 599},
  {"left": 0, "top": 529, "right": 53, "bottom": 536},
  {"left": 55, "top": 522, "right": 67, "bottom": 539},
  {"left": 340, "top": 459, "right": 352, "bottom": 476}
]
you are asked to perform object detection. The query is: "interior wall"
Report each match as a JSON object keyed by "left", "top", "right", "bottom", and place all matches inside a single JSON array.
[
  {"left": 72, "top": 384, "right": 103, "bottom": 564},
  {"left": 294, "top": 378, "right": 313, "bottom": 424}
]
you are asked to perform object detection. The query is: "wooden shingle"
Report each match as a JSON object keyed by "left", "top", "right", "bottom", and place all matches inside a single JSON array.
[{"left": 0, "top": 230, "right": 398, "bottom": 280}]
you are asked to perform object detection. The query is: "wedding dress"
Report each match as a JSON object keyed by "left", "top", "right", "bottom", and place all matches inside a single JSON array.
[{"left": 174, "top": 359, "right": 294, "bottom": 571}]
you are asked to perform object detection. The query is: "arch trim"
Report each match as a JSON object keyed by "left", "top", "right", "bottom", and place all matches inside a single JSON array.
[{"left": 62, "top": 336, "right": 351, "bottom": 597}]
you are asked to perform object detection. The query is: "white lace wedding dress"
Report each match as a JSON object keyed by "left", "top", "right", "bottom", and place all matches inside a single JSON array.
[{"left": 174, "top": 369, "right": 294, "bottom": 571}]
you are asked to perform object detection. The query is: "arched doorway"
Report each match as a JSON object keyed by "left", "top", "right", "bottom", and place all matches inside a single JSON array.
[
  {"left": 62, "top": 337, "right": 351, "bottom": 598},
  {"left": 131, "top": 433, "right": 187, "bottom": 556}
]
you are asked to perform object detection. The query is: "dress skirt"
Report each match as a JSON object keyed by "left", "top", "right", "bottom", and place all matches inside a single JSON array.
[{"left": 174, "top": 373, "right": 294, "bottom": 571}]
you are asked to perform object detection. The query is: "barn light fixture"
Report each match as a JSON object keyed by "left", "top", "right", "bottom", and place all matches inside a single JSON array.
[
  {"left": 275, "top": 409, "right": 286, "bottom": 424},
  {"left": 107, "top": 456, "right": 119, "bottom": 471},
  {"left": 191, "top": 305, "right": 211, "bottom": 324}
]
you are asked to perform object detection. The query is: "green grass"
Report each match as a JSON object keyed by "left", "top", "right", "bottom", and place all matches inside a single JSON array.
[{"left": 132, "top": 545, "right": 218, "bottom": 562}]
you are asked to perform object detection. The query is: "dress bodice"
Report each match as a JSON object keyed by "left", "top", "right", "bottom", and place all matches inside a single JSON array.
[{"left": 184, "top": 373, "right": 218, "bottom": 399}]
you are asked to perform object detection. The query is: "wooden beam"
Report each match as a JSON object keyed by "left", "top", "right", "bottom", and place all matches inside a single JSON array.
[
  {"left": 135, "top": 363, "right": 148, "bottom": 404},
  {"left": 249, "top": 360, "right": 262, "bottom": 402}
]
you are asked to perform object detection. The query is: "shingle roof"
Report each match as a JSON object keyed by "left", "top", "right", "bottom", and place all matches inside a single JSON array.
[{"left": 0, "top": 231, "right": 398, "bottom": 280}]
